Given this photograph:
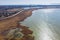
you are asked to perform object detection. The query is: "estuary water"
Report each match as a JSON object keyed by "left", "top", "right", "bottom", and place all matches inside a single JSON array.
[{"left": 21, "top": 9, "right": 60, "bottom": 40}]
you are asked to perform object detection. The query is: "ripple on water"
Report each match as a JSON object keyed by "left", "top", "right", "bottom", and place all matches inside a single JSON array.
[{"left": 21, "top": 9, "right": 60, "bottom": 40}]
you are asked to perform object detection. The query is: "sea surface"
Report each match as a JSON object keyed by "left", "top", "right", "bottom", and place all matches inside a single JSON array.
[{"left": 21, "top": 9, "right": 60, "bottom": 40}]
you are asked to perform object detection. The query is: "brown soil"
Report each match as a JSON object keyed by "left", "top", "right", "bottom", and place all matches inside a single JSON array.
[
  {"left": 0, "top": 9, "right": 35, "bottom": 40},
  {"left": 0, "top": 9, "right": 32, "bottom": 32}
]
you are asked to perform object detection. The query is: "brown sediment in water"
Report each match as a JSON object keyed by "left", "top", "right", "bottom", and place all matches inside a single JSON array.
[{"left": 0, "top": 9, "right": 37, "bottom": 40}]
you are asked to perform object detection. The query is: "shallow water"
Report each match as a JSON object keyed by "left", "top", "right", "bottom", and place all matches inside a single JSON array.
[{"left": 21, "top": 9, "right": 60, "bottom": 40}]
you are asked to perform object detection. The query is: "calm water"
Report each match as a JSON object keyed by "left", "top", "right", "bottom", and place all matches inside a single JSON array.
[{"left": 21, "top": 9, "right": 60, "bottom": 40}]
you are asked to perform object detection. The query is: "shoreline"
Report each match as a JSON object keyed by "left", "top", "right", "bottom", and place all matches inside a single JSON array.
[
  {"left": 0, "top": 8, "right": 39, "bottom": 34},
  {"left": 0, "top": 8, "right": 39, "bottom": 40}
]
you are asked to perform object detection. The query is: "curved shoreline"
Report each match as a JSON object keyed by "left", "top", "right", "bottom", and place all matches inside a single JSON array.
[
  {"left": 0, "top": 8, "right": 39, "bottom": 40},
  {"left": 0, "top": 8, "right": 38, "bottom": 32}
]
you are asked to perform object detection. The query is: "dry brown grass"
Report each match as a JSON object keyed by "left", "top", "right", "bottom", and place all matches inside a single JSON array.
[{"left": 0, "top": 10, "right": 32, "bottom": 32}]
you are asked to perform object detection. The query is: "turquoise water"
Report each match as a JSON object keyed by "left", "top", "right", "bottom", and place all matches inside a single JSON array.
[{"left": 21, "top": 9, "right": 60, "bottom": 40}]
